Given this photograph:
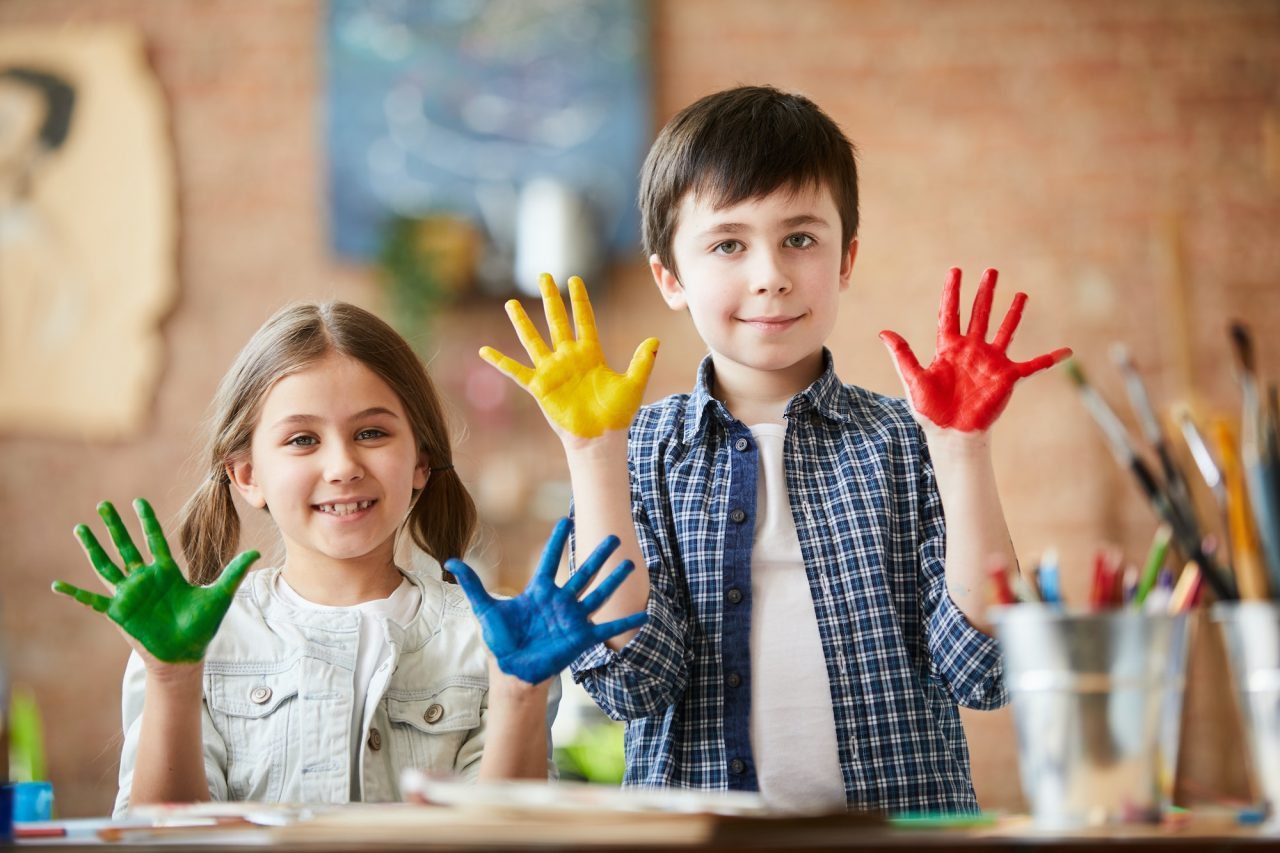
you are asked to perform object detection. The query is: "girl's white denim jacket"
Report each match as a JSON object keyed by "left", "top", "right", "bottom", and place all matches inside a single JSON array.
[{"left": 114, "top": 565, "right": 560, "bottom": 815}]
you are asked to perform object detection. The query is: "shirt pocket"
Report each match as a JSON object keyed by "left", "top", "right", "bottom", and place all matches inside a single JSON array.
[
  {"left": 385, "top": 683, "right": 485, "bottom": 775},
  {"left": 205, "top": 666, "right": 301, "bottom": 802}
]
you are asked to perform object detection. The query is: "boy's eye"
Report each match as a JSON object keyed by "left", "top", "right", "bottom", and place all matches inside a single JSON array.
[
  {"left": 356, "top": 428, "right": 387, "bottom": 441},
  {"left": 784, "top": 233, "right": 815, "bottom": 249},
  {"left": 287, "top": 435, "right": 317, "bottom": 447},
  {"left": 712, "top": 240, "right": 743, "bottom": 255}
]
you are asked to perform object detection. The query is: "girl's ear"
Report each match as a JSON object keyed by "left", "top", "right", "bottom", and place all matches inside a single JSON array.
[
  {"left": 650, "top": 253, "right": 687, "bottom": 311},
  {"left": 413, "top": 451, "right": 429, "bottom": 491},
  {"left": 227, "top": 459, "right": 267, "bottom": 509}
]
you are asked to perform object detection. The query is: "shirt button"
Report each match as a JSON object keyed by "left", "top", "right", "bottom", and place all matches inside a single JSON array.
[
  {"left": 734, "top": 437, "right": 750, "bottom": 452},
  {"left": 368, "top": 727, "right": 382, "bottom": 751},
  {"left": 729, "top": 508, "right": 747, "bottom": 524},
  {"left": 249, "top": 687, "right": 272, "bottom": 705},
  {"left": 726, "top": 672, "right": 742, "bottom": 688},
  {"left": 423, "top": 703, "right": 445, "bottom": 724},
  {"left": 725, "top": 587, "right": 743, "bottom": 605},
  {"left": 729, "top": 758, "right": 746, "bottom": 775}
]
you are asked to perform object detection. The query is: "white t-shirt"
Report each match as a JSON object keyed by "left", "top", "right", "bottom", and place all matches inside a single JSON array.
[
  {"left": 275, "top": 574, "right": 421, "bottom": 800},
  {"left": 747, "top": 423, "right": 847, "bottom": 813}
]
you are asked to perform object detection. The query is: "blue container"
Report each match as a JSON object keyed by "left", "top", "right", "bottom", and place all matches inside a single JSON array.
[{"left": 12, "top": 781, "right": 53, "bottom": 822}]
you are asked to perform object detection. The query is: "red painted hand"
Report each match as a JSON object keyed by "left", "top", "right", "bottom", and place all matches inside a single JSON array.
[{"left": 879, "top": 268, "right": 1071, "bottom": 432}]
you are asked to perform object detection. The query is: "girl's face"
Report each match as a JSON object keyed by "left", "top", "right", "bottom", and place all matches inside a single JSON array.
[{"left": 229, "top": 351, "right": 428, "bottom": 573}]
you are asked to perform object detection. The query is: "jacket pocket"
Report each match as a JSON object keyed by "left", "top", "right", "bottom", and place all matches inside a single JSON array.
[
  {"left": 205, "top": 666, "right": 301, "bottom": 801},
  {"left": 385, "top": 682, "right": 485, "bottom": 774}
]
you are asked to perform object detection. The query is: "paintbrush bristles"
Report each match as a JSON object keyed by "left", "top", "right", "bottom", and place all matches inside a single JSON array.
[{"left": 1229, "top": 321, "right": 1256, "bottom": 379}]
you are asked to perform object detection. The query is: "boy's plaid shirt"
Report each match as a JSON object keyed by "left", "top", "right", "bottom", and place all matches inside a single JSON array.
[{"left": 572, "top": 351, "right": 1008, "bottom": 813}]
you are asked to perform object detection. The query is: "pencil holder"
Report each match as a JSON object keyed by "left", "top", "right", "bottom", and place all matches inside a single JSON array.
[
  {"left": 991, "top": 606, "right": 1190, "bottom": 830},
  {"left": 1213, "top": 601, "right": 1280, "bottom": 826}
]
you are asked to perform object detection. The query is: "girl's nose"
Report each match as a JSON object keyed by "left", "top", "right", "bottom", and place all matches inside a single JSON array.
[{"left": 324, "top": 443, "right": 364, "bottom": 483}]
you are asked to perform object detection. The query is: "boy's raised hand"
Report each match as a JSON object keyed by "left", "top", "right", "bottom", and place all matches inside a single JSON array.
[
  {"left": 879, "top": 268, "right": 1072, "bottom": 432},
  {"left": 447, "top": 517, "right": 647, "bottom": 685},
  {"left": 479, "top": 273, "right": 660, "bottom": 441},
  {"left": 52, "top": 499, "right": 257, "bottom": 664}
]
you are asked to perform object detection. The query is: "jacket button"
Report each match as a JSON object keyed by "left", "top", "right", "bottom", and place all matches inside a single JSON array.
[
  {"left": 423, "top": 703, "right": 445, "bottom": 724},
  {"left": 368, "top": 727, "right": 382, "bottom": 751},
  {"left": 729, "top": 758, "right": 746, "bottom": 774},
  {"left": 249, "top": 687, "right": 272, "bottom": 705},
  {"left": 726, "top": 672, "right": 742, "bottom": 688},
  {"left": 729, "top": 508, "right": 747, "bottom": 524},
  {"left": 725, "top": 587, "right": 743, "bottom": 605},
  {"left": 734, "top": 437, "right": 750, "bottom": 452}
]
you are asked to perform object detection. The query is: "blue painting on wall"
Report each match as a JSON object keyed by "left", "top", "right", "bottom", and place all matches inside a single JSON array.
[{"left": 325, "top": 0, "right": 650, "bottom": 270}]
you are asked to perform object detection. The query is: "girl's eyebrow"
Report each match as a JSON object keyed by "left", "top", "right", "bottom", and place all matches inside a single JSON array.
[{"left": 270, "top": 407, "right": 401, "bottom": 429}]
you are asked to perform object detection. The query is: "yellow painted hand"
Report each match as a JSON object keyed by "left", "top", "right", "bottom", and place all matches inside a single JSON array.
[{"left": 480, "top": 273, "right": 659, "bottom": 439}]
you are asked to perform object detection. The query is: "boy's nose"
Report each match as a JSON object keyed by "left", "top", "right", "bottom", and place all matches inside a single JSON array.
[{"left": 750, "top": 252, "right": 792, "bottom": 295}]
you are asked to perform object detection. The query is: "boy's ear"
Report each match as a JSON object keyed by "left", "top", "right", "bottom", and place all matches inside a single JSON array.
[
  {"left": 227, "top": 459, "right": 267, "bottom": 509},
  {"left": 649, "top": 253, "right": 687, "bottom": 311},
  {"left": 838, "top": 238, "right": 859, "bottom": 291}
]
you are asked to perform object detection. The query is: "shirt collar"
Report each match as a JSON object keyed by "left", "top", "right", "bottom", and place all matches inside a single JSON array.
[{"left": 681, "top": 349, "right": 852, "bottom": 444}]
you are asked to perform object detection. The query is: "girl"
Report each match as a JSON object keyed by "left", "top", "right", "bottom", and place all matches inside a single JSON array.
[{"left": 53, "top": 301, "right": 643, "bottom": 814}]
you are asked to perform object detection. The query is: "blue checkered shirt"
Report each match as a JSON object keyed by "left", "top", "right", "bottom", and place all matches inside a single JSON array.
[{"left": 571, "top": 351, "right": 1008, "bottom": 813}]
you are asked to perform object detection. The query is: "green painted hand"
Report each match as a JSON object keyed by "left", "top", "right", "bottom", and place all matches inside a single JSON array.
[
  {"left": 52, "top": 499, "right": 257, "bottom": 663},
  {"left": 479, "top": 273, "right": 659, "bottom": 439}
]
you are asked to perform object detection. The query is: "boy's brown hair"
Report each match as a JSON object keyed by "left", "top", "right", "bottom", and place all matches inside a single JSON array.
[{"left": 639, "top": 85, "right": 859, "bottom": 276}]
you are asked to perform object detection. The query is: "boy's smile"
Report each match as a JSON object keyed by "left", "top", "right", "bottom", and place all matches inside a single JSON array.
[{"left": 650, "top": 183, "right": 857, "bottom": 414}]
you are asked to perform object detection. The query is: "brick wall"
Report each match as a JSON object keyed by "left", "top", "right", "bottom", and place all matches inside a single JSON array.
[{"left": 0, "top": 0, "right": 1275, "bottom": 816}]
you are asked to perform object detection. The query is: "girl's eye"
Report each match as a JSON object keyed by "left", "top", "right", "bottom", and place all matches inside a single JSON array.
[
  {"left": 784, "top": 233, "right": 815, "bottom": 249},
  {"left": 356, "top": 428, "right": 387, "bottom": 441},
  {"left": 287, "top": 435, "right": 317, "bottom": 447},
  {"left": 713, "top": 240, "right": 743, "bottom": 255}
]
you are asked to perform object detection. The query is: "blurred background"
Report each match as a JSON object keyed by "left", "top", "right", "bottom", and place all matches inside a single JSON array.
[{"left": 0, "top": 0, "right": 1277, "bottom": 817}]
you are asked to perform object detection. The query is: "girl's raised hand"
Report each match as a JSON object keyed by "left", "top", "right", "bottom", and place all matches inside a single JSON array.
[
  {"left": 479, "top": 273, "right": 660, "bottom": 441},
  {"left": 52, "top": 499, "right": 257, "bottom": 664},
  {"left": 879, "top": 267, "right": 1072, "bottom": 432},
  {"left": 447, "top": 517, "right": 647, "bottom": 685}
]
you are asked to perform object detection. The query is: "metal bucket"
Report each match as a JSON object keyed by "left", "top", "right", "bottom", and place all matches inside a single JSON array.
[
  {"left": 991, "top": 606, "right": 1190, "bottom": 830},
  {"left": 1213, "top": 601, "right": 1280, "bottom": 824}
]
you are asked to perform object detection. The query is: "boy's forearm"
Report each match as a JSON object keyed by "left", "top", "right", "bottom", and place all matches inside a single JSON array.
[
  {"left": 477, "top": 666, "right": 551, "bottom": 780},
  {"left": 564, "top": 432, "right": 650, "bottom": 651},
  {"left": 132, "top": 664, "right": 212, "bottom": 805},
  {"left": 925, "top": 430, "right": 1017, "bottom": 636}
]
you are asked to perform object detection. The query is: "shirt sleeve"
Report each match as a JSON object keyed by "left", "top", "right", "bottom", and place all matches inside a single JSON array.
[
  {"left": 916, "top": 436, "right": 1009, "bottom": 711},
  {"left": 113, "top": 651, "right": 227, "bottom": 817},
  {"left": 569, "top": 444, "right": 693, "bottom": 721}
]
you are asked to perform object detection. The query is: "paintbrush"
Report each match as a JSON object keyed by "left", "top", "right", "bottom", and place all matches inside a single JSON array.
[
  {"left": 1111, "top": 344, "right": 1199, "bottom": 539},
  {"left": 1175, "top": 405, "right": 1233, "bottom": 569},
  {"left": 1064, "top": 359, "right": 1236, "bottom": 600},
  {"left": 1211, "top": 417, "right": 1269, "bottom": 599},
  {"left": 1229, "top": 322, "right": 1280, "bottom": 596}
]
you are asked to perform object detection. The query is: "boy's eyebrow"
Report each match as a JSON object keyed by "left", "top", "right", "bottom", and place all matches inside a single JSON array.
[
  {"left": 270, "top": 407, "right": 401, "bottom": 429},
  {"left": 696, "top": 213, "right": 833, "bottom": 237}
]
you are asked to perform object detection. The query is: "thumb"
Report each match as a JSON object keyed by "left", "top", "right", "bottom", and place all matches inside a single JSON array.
[
  {"left": 214, "top": 550, "right": 259, "bottom": 596},
  {"left": 879, "top": 330, "right": 923, "bottom": 386},
  {"left": 624, "top": 337, "right": 660, "bottom": 388}
]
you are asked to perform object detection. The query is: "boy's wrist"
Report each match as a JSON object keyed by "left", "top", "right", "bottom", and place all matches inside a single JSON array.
[
  {"left": 562, "top": 429, "right": 629, "bottom": 463},
  {"left": 919, "top": 424, "right": 993, "bottom": 459}
]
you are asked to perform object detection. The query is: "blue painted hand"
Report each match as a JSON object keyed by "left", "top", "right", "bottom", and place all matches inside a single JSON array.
[{"left": 447, "top": 518, "right": 648, "bottom": 685}]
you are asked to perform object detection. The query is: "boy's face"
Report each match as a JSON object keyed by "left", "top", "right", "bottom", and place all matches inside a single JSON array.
[{"left": 650, "top": 182, "right": 856, "bottom": 385}]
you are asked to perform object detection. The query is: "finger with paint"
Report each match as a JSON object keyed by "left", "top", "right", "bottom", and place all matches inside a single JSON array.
[
  {"left": 879, "top": 268, "right": 1072, "bottom": 432},
  {"left": 479, "top": 273, "right": 660, "bottom": 439},
  {"left": 52, "top": 498, "right": 257, "bottom": 663},
  {"left": 447, "top": 517, "right": 648, "bottom": 685}
]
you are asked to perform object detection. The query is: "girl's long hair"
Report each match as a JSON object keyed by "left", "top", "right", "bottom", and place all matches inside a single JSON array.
[{"left": 177, "top": 302, "right": 476, "bottom": 585}]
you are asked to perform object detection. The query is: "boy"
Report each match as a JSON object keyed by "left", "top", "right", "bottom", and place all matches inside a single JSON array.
[{"left": 481, "top": 85, "right": 1069, "bottom": 813}]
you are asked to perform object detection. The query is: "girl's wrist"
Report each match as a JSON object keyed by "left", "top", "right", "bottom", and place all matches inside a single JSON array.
[{"left": 144, "top": 659, "right": 205, "bottom": 694}]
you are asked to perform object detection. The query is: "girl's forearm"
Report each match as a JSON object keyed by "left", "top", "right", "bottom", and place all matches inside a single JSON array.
[
  {"left": 131, "top": 664, "right": 211, "bottom": 805},
  {"left": 477, "top": 668, "right": 551, "bottom": 780},
  {"left": 564, "top": 432, "right": 650, "bottom": 650},
  {"left": 926, "top": 430, "right": 1017, "bottom": 636}
]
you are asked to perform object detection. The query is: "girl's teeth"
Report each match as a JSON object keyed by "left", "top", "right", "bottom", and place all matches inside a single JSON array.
[{"left": 319, "top": 500, "right": 372, "bottom": 515}]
